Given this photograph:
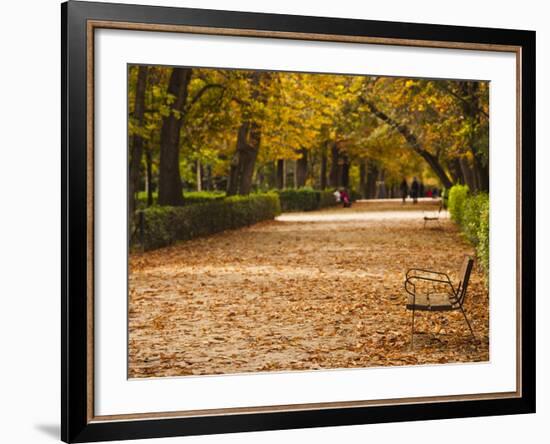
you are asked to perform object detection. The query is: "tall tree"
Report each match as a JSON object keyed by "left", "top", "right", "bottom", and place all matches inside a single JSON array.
[
  {"left": 295, "top": 148, "right": 308, "bottom": 187},
  {"left": 227, "top": 72, "right": 269, "bottom": 195},
  {"left": 128, "top": 65, "right": 148, "bottom": 216},
  {"left": 276, "top": 159, "right": 285, "bottom": 189},
  {"left": 457, "top": 81, "right": 489, "bottom": 191},
  {"left": 320, "top": 142, "right": 328, "bottom": 190},
  {"left": 328, "top": 142, "right": 340, "bottom": 188},
  {"left": 158, "top": 68, "right": 193, "bottom": 206}
]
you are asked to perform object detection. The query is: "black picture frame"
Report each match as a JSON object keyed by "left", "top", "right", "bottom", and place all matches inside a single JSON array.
[{"left": 62, "top": 1, "right": 536, "bottom": 442}]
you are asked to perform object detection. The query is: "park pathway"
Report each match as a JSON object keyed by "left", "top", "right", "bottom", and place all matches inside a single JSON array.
[{"left": 128, "top": 199, "right": 489, "bottom": 378}]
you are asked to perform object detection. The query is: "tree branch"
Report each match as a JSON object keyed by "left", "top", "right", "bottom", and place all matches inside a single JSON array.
[
  {"left": 360, "top": 97, "right": 453, "bottom": 188},
  {"left": 435, "top": 82, "right": 489, "bottom": 119},
  {"left": 186, "top": 84, "right": 225, "bottom": 112}
]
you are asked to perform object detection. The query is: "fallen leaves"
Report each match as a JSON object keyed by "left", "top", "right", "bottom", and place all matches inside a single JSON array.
[{"left": 128, "top": 201, "right": 489, "bottom": 378}]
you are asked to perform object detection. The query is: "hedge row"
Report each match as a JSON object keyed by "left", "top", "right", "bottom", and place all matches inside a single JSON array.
[
  {"left": 138, "top": 193, "right": 281, "bottom": 251},
  {"left": 136, "top": 191, "right": 225, "bottom": 208},
  {"left": 447, "top": 185, "right": 489, "bottom": 278},
  {"left": 276, "top": 188, "right": 338, "bottom": 212}
]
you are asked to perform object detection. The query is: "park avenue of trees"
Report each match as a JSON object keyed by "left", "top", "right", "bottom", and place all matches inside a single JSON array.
[{"left": 128, "top": 65, "right": 489, "bottom": 214}]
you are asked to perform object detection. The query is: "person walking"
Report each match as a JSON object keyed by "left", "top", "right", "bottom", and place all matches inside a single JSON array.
[
  {"left": 399, "top": 178, "right": 409, "bottom": 204},
  {"left": 410, "top": 177, "right": 420, "bottom": 204}
]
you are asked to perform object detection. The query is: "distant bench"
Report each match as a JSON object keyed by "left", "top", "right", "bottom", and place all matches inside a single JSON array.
[{"left": 423, "top": 201, "right": 443, "bottom": 228}]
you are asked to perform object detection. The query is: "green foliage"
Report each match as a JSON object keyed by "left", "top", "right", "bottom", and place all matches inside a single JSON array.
[
  {"left": 477, "top": 199, "right": 490, "bottom": 277},
  {"left": 277, "top": 188, "right": 319, "bottom": 212},
  {"left": 276, "top": 188, "right": 337, "bottom": 212},
  {"left": 182, "top": 191, "right": 225, "bottom": 205},
  {"left": 441, "top": 187, "right": 449, "bottom": 209},
  {"left": 448, "top": 185, "right": 489, "bottom": 283},
  {"left": 138, "top": 193, "right": 280, "bottom": 250},
  {"left": 462, "top": 193, "right": 488, "bottom": 244},
  {"left": 136, "top": 190, "right": 225, "bottom": 208},
  {"left": 318, "top": 190, "right": 338, "bottom": 208},
  {"left": 447, "top": 184, "right": 469, "bottom": 225}
]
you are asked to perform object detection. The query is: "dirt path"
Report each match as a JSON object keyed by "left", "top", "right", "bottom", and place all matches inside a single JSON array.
[{"left": 129, "top": 199, "right": 489, "bottom": 378}]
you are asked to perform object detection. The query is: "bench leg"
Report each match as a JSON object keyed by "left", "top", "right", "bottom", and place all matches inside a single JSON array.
[
  {"left": 459, "top": 306, "right": 475, "bottom": 340},
  {"left": 410, "top": 307, "right": 416, "bottom": 349}
]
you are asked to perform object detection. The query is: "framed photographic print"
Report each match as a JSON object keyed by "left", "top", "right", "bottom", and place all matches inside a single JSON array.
[{"left": 61, "top": 1, "right": 535, "bottom": 442}]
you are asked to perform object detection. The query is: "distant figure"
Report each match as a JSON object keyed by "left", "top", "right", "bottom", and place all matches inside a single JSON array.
[
  {"left": 333, "top": 189, "right": 341, "bottom": 203},
  {"left": 419, "top": 181, "right": 425, "bottom": 198},
  {"left": 432, "top": 187, "right": 439, "bottom": 198},
  {"left": 410, "top": 177, "right": 420, "bottom": 204},
  {"left": 426, "top": 189, "right": 433, "bottom": 198},
  {"left": 399, "top": 178, "right": 409, "bottom": 204},
  {"left": 341, "top": 189, "right": 351, "bottom": 208}
]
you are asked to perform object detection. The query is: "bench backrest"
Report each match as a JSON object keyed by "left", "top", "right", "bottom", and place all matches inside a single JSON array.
[{"left": 456, "top": 256, "right": 474, "bottom": 305}]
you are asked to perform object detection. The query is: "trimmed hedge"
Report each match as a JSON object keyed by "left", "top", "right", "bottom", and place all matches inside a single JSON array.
[
  {"left": 448, "top": 184, "right": 469, "bottom": 226},
  {"left": 277, "top": 188, "right": 337, "bottom": 212},
  {"left": 477, "top": 201, "right": 489, "bottom": 273},
  {"left": 319, "top": 190, "right": 338, "bottom": 208},
  {"left": 136, "top": 190, "right": 225, "bottom": 208},
  {"left": 138, "top": 189, "right": 338, "bottom": 213},
  {"left": 183, "top": 191, "right": 225, "bottom": 205},
  {"left": 447, "top": 185, "right": 489, "bottom": 282},
  {"left": 462, "top": 193, "right": 488, "bottom": 244},
  {"left": 278, "top": 188, "right": 319, "bottom": 212},
  {"left": 138, "top": 193, "right": 280, "bottom": 250}
]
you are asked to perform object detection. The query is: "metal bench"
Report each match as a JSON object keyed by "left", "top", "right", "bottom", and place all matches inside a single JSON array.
[
  {"left": 423, "top": 201, "right": 443, "bottom": 228},
  {"left": 404, "top": 256, "right": 475, "bottom": 347}
]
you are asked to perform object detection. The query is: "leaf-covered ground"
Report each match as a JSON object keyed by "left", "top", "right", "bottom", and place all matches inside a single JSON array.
[{"left": 128, "top": 199, "right": 489, "bottom": 378}]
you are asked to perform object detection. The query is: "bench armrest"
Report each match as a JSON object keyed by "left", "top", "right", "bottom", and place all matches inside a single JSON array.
[
  {"left": 404, "top": 275, "right": 456, "bottom": 298},
  {"left": 406, "top": 268, "right": 451, "bottom": 280}
]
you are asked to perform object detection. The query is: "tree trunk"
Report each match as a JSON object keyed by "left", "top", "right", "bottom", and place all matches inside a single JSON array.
[
  {"left": 341, "top": 153, "right": 350, "bottom": 188},
  {"left": 226, "top": 72, "right": 267, "bottom": 196},
  {"left": 471, "top": 147, "right": 489, "bottom": 192},
  {"left": 158, "top": 67, "right": 192, "bottom": 206},
  {"left": 329, "top": 142, "right": 339, "bottom": 188},
  {"left": 226, "top": 120, "right": 261, "bottom": 195},
  {"left": 296, "top": 148, "right": 308, "bottom": 187},
  {"left": 420, "top": 150, "right": 453, "bottom": 189},
  {"left": 359, "top": 160, "right": 367, "bottom": 198},
  {"left": 129, "top": 65, "right": 148, "bottom": 216},
  {"left": 226, "top": 154, "right": 240, "bottom": 196},
  {"left": 459, "top": 157, "right": 477, "bottom": 191},
  {"left": 145, "top": 146, "right": 153, "bottom": 207},
  {"left": 475, "top": 157, "right": 489, "bottom": 192},
  {"left": 376, "top": 169, "right": 387, "bottom": 198},
  {"left": 366, "top": 163, "right": 379, "bottom": 199},
  {"left": 239, "top": 122, "right": 261, "bottom": 194},
  {"left": 320, "top": 144, "right": 328, "bottom": 190},
  {"left": 195, "top": 159, "right": 202, "bottom": 191},
  {"left": 457, "top": 81, "right": 489, "bottom": 192},
  {"left": 206, "top": 165, "right": 212, "bottom": 190},
  {"left": 276, "top": 159, "right": 285, "bottom": 189},
  {"left": 448, "top": 158, "right": 465, "bottom": 185}
]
